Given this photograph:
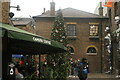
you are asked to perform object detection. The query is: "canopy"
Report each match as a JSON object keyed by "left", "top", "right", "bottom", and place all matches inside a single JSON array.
[{"left": 0, "top": 23, "right": 67, "bottom": 54}]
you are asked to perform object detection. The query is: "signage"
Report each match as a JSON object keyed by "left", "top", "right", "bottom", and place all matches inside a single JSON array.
[
  {"left": 33, "top": 37, "right": 51, "bottom": 45},
  {"left": 8, "top": 63, "right": 15, "bottom": 76},
  {"left": 10, "top": 68, "right": 14, "bottom": 75}
]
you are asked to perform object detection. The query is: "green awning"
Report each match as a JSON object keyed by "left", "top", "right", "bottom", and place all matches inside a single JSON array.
[{"left": 0, "top": 23, "right": 67, "bottom": 54}]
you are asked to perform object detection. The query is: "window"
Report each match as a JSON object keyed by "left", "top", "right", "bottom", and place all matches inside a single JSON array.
[
  {"left": 89, "top": 25, "right": 98, "bottom": 36},
  {"left": 67, "top": 24, "right": 76, "bottom": 36},
  {"left": 69, "top": 47, "right": 74, "bottom": 54},
  {"left": 86, "top": 47, "right": 97, "bottom": 55}
]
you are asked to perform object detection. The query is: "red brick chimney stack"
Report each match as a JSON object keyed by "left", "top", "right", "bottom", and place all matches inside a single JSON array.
[{"left": 50, "top": 1, "right": 55, "bottom": 16}]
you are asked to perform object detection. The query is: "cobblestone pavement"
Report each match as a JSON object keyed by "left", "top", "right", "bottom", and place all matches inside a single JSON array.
[{"left": 67, "top": 73, "right": 119, "bottom": 80}]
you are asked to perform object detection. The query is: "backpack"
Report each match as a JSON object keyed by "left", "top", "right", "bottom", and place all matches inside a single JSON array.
[{"left": 79, "top": 62, "right": 88, "bottom": 74}]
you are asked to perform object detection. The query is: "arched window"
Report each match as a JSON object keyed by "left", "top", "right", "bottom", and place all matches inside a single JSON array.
[
  {"left": 86, "top": 47, "right": 97, "bottom": 55},
  {"left": 69, "top": 47, "right": 74, "bottom": 54}
]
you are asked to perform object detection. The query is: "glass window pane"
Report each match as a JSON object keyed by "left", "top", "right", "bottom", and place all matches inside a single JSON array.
[
  {"left": 67, "top": 24, "right": 76, "bottom": 36},
  {"left": 89, "top": 25, "right": 98, "bottom": 36},
  {"left": 87, "top": 47, "right": 96, "bottom": 53}
]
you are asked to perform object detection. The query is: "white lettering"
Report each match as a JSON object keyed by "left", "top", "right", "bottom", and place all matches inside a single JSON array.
[{"left": 33, "top": 37, "right": 51, "bottom": 45}]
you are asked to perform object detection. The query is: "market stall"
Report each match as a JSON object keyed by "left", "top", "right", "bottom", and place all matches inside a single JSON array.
[{"left": 0, "top": 23, "right": 67, "bottom": 79}]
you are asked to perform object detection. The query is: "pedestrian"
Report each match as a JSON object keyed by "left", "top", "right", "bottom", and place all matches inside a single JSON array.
[
  {"left": 73, "top": 60, "right": 79, "bottom": 77},
  {"left": 70, "top": 60, "right": 74, "bottom": 76},
  {"left": 69, "top": 58, "right": 74, "bottom": 76},
  {"left": 15, "top": 65, "right": 24, "bottom": 80},
  {"left": 77, "top": 58, "right": 89, "bottom": 80}
]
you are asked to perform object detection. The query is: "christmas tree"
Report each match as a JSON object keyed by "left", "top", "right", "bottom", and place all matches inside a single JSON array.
[
  {"left": 46, "top": 9, "right": 70, "bottom": 80},
  {"left": 51, "top": 9, "right": 67, "bottom": 45}
]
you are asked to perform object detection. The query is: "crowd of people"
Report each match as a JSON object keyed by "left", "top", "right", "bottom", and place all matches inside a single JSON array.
[
  {"left": 13, "top": 57, "right": 89, "bottom": 80},
  {"left": 69, "top": 58, "right": 89, "bottom": 80}
]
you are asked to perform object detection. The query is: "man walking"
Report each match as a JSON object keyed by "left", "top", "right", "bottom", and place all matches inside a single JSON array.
[{"left": 77, "top": 58, "right": 89, "bottom": 80}]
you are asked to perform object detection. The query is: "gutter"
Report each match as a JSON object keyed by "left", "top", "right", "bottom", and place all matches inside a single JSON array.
[{"left": 33, "top": 16, "right": 109, "bottom": 20}]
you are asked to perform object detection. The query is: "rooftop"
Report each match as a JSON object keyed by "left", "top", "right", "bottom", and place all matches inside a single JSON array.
[
  {"left": 33, "top": 7, "right": 108, "bottom": 19},
  {"left": 12, "top": 18, "right": 32, "bottom": 26}
]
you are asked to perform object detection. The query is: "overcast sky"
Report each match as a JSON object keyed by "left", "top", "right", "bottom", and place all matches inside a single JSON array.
[{"left": 10, "top": 0, "right": 101, "bottom": 18}]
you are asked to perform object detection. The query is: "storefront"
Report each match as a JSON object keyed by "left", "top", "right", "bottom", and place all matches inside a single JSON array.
[{"left": 0, "top": 23, "right": 67, "bottom": 79}]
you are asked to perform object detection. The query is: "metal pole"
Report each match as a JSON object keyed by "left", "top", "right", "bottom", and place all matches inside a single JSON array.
[{"left": 39, "top": 54, "right": 41, "bottom": 79}]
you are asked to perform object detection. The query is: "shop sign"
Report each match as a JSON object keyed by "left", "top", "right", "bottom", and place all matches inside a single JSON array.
[
  {"left": 8, "top": 63, "right": 15, "bottom": 76},
  {"left": 33, "top": 37, "right": 51, "bottom": 45}
]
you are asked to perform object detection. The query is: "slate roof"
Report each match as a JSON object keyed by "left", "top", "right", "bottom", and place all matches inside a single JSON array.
[
  {"left": 12, "top": 18, "right": 31, "bottom": 26},
  {"left": 33, "top": 7, "right": 108, "bottom": 19}
]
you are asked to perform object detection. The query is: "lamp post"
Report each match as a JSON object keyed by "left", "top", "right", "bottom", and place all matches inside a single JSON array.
[
  {"left": 9, "top": 5, "right": 21, "bottom": 25},
  {"left": 9, "top": 5, "right": 20, "bottom": 18},
  {"left": 10, "top": 5, "right": 20, "bottom": 11}
]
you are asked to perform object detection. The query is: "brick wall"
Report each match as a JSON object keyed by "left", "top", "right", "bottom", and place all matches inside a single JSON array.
[
  {"left": 0, "top": 1, "right": 10, "bottom": 24},
  {"left": 34, "top": 17, "right": 108, "bottom": 73}
]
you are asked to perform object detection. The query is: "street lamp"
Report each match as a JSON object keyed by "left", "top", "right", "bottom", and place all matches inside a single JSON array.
[
  {"left": 9, "top": 5, "right": 21, "bottom": 18},
  {"left": 10, "top": 5, "right": 21, "bottom": 11},
  {"left": 9, "top": 12, "right": 14, "bottom": 18}
]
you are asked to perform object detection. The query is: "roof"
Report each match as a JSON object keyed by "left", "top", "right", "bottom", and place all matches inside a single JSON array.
[
  {"left": 12, "top": 18, "right": 31, "bottom": 26},
  {"left": 33, "top": 7, "right": 108, "bottom": 19}
]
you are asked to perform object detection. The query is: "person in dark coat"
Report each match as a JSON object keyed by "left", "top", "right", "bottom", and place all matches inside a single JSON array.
[
  {"left": 15, "top": 64, "right": 24, "bottom": 80},
  {"left": 77, "top": 58, "right": 89, "bottom": 80}
]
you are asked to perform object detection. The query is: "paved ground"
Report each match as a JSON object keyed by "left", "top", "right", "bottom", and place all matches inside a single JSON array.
[
  {"left": 67, "top": 73, "right": 119, "bottom": 80},
  {"left": 88, "top": 73, "right": 116, "bottom": 78}
]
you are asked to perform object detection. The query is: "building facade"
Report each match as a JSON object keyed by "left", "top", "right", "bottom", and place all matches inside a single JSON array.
[
  {"left": 95, "top": 0, "right": 120, "bottom": 76},
  {"left": 108, "top": 1, "right": 120, "bottom": 76},
  {"left": 33, "top": 2, "right": 108, "bottom": 73},
  {"left": 12, "top": 18, "right": 36, "bottom": 34}
]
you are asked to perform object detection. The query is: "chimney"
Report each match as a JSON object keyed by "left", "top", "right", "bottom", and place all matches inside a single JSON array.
[
  {"left": 50, "top": 1, "right": 55, "bottom": 16},
  {"left": 99, "top": 2, "right": 103, "bottom": 16},
  {"left": 44, "top": 8, "right": 45, "bottom": 13},
  {"left": 0, "top": 0, "right": 10, "bottom": 24},
  {"left": 42, "top": 8, "right": 46, "bottom": 14}
]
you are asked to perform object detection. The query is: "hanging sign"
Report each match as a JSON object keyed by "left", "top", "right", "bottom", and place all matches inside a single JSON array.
[{"left": 8, "top": 63, "right": 15, "bottom": 76}]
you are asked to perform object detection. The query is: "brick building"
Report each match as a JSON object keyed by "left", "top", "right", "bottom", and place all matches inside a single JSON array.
[
  {"left": 12, "top": 18, "right": 36, "bottom": 34},
  {"left": 95, "top": 0, "right": 120, "bottom": 76},
  {"left": 33, "top": 1, "right": 108, "bottom": 73}
]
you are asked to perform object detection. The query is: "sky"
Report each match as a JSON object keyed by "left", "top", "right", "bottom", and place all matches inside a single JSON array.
[{"left": 10, "top": 0, "right": 101, "bottom": 18}]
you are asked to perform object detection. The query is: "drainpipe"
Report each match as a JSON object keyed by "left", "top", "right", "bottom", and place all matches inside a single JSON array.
[{"left": 101, "top": 21, "right": 103, "bottom": 73}]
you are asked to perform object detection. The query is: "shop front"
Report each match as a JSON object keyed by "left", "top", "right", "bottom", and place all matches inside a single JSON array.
[{"left": 0, "top": 23, "right": 67, "bottom": 79}]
